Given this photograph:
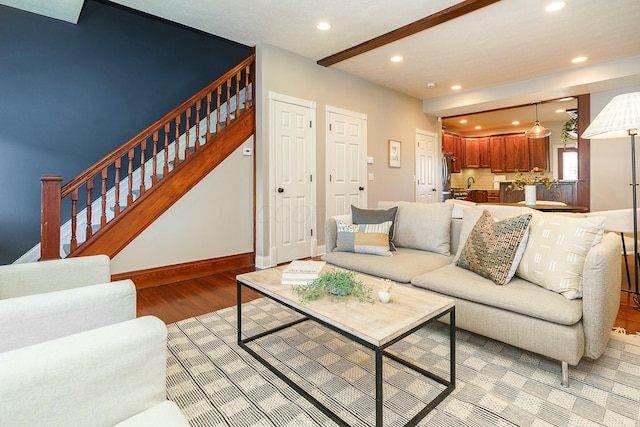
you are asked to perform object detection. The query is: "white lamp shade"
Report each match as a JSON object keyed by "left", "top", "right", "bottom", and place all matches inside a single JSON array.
[{"left": 582, "top": 92, "right": 640, "bottom": 139}]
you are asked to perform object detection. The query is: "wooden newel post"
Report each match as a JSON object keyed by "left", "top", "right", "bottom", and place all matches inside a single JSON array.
[{"left": 41, "top": 174, "right": 63, "bottom": 260}]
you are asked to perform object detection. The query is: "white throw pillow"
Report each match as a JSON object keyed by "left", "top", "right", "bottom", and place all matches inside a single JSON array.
[{"left": 516, "top": 215, "right": 606, "bottom": 299}]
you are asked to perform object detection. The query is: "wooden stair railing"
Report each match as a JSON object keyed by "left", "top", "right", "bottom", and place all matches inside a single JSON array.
[{"left": 40, "top": 54, "right": 255, "bottom": 260}]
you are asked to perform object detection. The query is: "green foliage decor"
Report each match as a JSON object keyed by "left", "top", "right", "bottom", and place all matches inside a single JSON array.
[
  {"left": 506, "top": 167, "right": 558, "bottom": 191},
  {"left": 561, "top": 116, "right": 578, "bottom": 147},
  {"left": 292, "top": 269, "right": 375, "bottom": 304}
]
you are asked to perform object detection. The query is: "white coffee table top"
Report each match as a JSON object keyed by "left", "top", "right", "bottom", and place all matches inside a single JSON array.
[{"left": 237, "top": 265, "right": 455, "bottom": 347}]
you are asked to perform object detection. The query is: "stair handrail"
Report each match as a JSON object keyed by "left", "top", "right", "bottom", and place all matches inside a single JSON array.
[
  {"left": 60, "top": 55, "right": 255, "bottom": 197},
  {"left": 41, "top": 54, "right": 255, "bottom": 260}
]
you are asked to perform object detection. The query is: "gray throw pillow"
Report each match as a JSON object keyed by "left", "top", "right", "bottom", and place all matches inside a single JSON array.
[{"left": 351, "top": 205, "right": 398, "bottom": 250}]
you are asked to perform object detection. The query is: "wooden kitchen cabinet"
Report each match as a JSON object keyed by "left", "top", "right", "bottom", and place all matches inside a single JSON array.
[
  {"left": 487, "top": 190, "right": 499, "bottom": 203},
  {"left": 452, "top": 135, "right": 464, "bottom": 173},
  {"left": 505, "top": 135, "right": 529, "bottom": 172},
  {"left": 529, "top": 136, "right": 549, "bottom": 170},
  {"left": 464, "top": 138, "right": 480, "bottom": 168},
  {"left": 443, "top": 133, "right": 454, "bottom": 154},
  {"left": 466, "top": 190, "right": 488, "bottom": 203},
  {"left": 489, "top": 136, "right": 506, "bottom": 173},
  {"left": 478, "top": 137, "right": 490, "bottom": 168}
]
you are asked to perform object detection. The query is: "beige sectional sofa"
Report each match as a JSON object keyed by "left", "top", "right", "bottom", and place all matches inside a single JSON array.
[{"left": 322, "top": 201, "right": 621, "bottom": 386}]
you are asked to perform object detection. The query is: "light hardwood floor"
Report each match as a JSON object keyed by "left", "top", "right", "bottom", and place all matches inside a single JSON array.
[{"left": 137, "top": 260, "right": 640, "bottom": 335}]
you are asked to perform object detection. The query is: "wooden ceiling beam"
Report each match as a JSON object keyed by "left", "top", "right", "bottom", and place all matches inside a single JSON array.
[{"left": 317, "top": 0, "right": 501, "bottom": 67}]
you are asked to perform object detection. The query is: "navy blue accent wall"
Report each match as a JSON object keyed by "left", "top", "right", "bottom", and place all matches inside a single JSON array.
[{"left": 0, "top": 1, "right": 251, "bottom": 264}]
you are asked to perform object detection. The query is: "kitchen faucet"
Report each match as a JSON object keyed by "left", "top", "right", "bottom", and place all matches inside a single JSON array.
[{"left": 467, "top": 176, "right": 475, "bottom": 189}]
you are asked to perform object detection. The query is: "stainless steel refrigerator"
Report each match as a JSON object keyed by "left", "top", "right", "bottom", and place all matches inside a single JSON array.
[{"left": 440, "top": 153, "right": 453, "bottom": 201}]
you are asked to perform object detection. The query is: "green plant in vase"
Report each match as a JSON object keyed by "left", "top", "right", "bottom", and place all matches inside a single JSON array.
[
  {"left": 506, "top": 167, "right": 558, "bottom": 191},
  {"left": 292, "top": 269, "right": 375, "bottom": 304}
]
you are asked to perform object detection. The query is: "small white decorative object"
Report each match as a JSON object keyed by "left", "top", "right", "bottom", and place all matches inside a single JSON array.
[
  {"left": 378, "top": 290, "right": 391, "bottom": 304},
  {"left": 524, "top": 185, "right": 537, "bottom": 206},
  {"left": 378, "top": 279, "right": 394, "bottom": 303}
]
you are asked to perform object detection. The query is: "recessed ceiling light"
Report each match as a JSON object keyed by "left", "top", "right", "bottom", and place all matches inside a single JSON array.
[
  {"left": 460, "top": 119, "right": 467, "bottom": 124},
  {"left": 512, "top": 121, "right": 520, "bottom": 125},
  {"left": 545, "top": 2, "right": 566, "bottom": 12},
  {"left": 571, "top": 56, "right": 587, "bottom": 63},
  {"left": 390, "top": 56, "right": 403, "bottom": 63},
  {"left": 426, "top": 82, "right": 437, "bottom": 88},
  {"left": 316, "top": 22, "right": 331, "bottom": 31},
  {"left": 451, "top": 85, "right": 462, "bottom": 90},
  {"left": 474, "top": 126, "right": 482, "bottom": 130}
]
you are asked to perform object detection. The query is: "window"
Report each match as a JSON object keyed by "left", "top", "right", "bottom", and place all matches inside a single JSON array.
[{"left": 558, "top": 148, "right": 578, "bottom": 180}]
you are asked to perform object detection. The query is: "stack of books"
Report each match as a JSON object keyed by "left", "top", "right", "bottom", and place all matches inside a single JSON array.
[{"left": 281, "top": 260, "right": 326, "bottom": 285}]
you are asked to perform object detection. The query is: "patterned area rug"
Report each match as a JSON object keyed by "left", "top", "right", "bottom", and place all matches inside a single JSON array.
[{"left": 166, "top": 298, "right": 640, "bottom": 426}]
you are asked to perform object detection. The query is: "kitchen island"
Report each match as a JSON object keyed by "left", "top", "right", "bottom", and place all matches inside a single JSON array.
[{"left": 499, "top": 180, "right": 579, "bottom": 205}]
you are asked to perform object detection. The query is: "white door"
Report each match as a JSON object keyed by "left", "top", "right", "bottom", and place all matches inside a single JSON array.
[
  {"left": 272, "top": 94, "right": 316, "bottom": 264},
  {"left": 415, "top": 129, "right": 437, "bottom": 203},
  {"left": 326, "top": 106, "right": 367, "bottom": 218}
]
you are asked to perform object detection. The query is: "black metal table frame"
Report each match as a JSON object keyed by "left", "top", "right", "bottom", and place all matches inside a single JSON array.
[{"left": 237, "top": 279, "right": 456, "bottom": 427}]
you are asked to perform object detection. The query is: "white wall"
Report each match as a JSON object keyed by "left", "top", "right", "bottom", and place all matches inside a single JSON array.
[
  {"left": 255, "top": 44, "right": 438, "bottom": 264},
  {"left": 590, "top": 84, "right": 640, "bottom": 212},
  {"left": 110, "top": 140, "right": 254, "bottom": 274}
]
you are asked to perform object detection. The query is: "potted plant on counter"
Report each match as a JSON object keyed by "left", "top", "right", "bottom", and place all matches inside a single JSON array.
[{"left": 506, "top": 167, "right": 558, "bottom": 206}]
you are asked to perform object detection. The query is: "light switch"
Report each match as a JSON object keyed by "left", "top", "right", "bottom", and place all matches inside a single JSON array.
[
  {"left": 242, "top": 147, "right": 253, "bottom": 156},
  {"left": 368, "top": 173, "right": 374, "bottom": 181},
  {"left": 367, "top": 156, "right": 374, "bottom": 164}
]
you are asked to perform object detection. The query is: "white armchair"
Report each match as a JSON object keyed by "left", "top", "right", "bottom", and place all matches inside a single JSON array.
[
  {"left": 0, "top": 316, "right": 189, "bottom": 427},
  {"left": 0, "top": 255, "right": 189, "bottom": 426},
  {"left": 0, "top": 254, "right": 136, "bottom": 352}
]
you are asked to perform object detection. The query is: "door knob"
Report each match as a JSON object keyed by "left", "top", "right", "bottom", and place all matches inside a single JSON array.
[
  {"left": 359, "top": 186, "right": 365, "bottom": 191},
  {"left": 277, "top": 187, "right": 284, "bottom": 193},
  {"left": 432, "top": 188, "right": 437, "bottom": 192}
]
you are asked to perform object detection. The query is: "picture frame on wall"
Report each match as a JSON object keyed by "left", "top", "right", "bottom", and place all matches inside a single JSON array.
[{"left": 388, "top": 139, "right": 401, "bottom": 168}]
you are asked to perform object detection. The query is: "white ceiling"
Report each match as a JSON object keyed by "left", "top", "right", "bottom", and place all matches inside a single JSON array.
[
  {"left": 0, "top": 0, "right": 83, "bottom": 23},
  {"left": 6, "top": 0, "right": 640, "bottom": 123}
]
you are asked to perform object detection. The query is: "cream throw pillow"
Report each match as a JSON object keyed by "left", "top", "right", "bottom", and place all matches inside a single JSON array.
[{"left": 516, "top": 215, "right": 606, "bottom": 299}]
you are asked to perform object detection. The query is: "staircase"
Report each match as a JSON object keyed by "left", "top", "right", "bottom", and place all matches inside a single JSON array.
[{"left": 37, "top": 54, "right": 255, "bottom": 261}]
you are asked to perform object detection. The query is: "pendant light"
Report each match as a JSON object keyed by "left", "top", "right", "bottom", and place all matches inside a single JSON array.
[{"left": 524, "top": 101, "right": 551, "bottom": 137}]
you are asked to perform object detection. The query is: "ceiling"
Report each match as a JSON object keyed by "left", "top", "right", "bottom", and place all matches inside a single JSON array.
[{"left": 4, "top": 0, "right": 640, "bottom": 123}]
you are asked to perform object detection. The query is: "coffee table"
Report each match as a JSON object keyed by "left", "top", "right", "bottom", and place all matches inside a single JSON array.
[{"left": 236, "top": 265, "right": 455, "bottom": 427}]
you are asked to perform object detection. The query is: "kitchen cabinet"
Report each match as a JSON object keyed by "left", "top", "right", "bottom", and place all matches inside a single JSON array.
[
  {"left": 489, "top": 136, "right": 506, "bottom": 173},
  {"left": 487, "top": 190, "right": 499, "bottom": 203},
  {"left": 466, "top": 190, "right": 488, "bottom": 203},
  {"left": 479, "top": 137, "right": 490, "bottom": 168},
  {"left": 448, "top": 131, "right": 547, "bottom": 173},
  {"left": 464, "top": 138, "right": 480, "bottom": 168},
  {"left": 505, "top": 135, "right": 529, "bottom": 172},
  {"left": 452, "top": 135, "right": 464, "bottom": 173},
  {"left": 529, "top": 137, "right": 549, "bottom": 170},
  {"left": 442, "top": 133, "right": 454, "bottom": 154}
]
